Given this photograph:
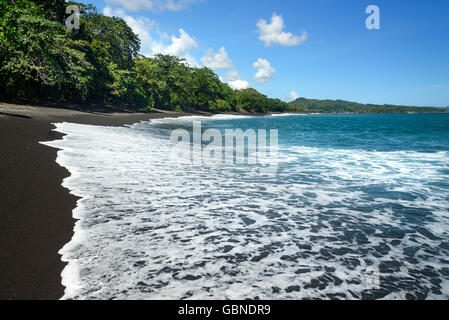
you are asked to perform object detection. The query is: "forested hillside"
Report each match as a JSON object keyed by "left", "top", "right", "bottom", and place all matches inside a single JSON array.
[
  {"left": 289, "top": 98, "right": 446, "bottom": 114},
  {"left": 0, "top": 0, "right": 288, "bottom": 112}
]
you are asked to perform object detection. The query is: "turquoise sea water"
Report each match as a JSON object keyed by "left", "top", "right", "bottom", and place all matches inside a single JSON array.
[{"left": 44, "top": 113, "right": 449, "bottom": 299}]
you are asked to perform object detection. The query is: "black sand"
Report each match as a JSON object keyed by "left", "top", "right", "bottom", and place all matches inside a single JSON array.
[{"left": 0, "top": 103, "right": 203, "bottom": 299}]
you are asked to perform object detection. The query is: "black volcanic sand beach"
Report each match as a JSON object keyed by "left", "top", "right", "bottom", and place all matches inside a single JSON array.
[{"left": 0, "top": 103, "right": 206, "bottom": 299}]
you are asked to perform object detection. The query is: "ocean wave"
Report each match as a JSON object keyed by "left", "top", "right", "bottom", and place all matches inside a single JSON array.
[{"left": 41, "top": 116, "right": 449, "bottom": 300}]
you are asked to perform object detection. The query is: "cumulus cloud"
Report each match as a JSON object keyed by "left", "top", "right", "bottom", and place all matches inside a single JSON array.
[
  {"left": 104, "top": 7, "right": 199, "bottom": 66},
  {"left": 257, "top": 12, "right": 307, "bottom": 47},
  {"left": 164, "top": 29, "right": 198, "bottom": 56},
  {"left": 289, "top": 91, "right": 299, "bottom": 101},
  {"left": 228, "top": 80, "right": 250, "bottom": 90},
  {"left": 201, "top": 47, "right": 233, "bottom": 70},
  {"left": 163, "top": 29, "right": 199, "bottom": 66},
  {"left": 223, "top": 69, "right": 249, "bottom": 90},
  {"left": 253, "top": 58, "right": 275, "bottom": 84},
  {"left": 225, "top": 69, "right": 241, "bottom": 82},
  {"left": 105, "top": 0, "right": 203, "bottom": 12},
  {"left": 199, "top": 47, "right": 250, "bottom": 89}
]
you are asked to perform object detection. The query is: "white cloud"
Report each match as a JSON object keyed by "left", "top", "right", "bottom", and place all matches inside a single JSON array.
[
  {"left": 289, "top": 91, "right": 299, "bottom": 101},
  {"left": 223, "top": 69, "right": 249, "bottom": 90},
  {"left": 104, "top": 0, "right": 203, "bottom": 12},
  {"left": 228, "top": 80, "right": 250, "bottom": 90},
  {"left": 253, "top": 58, "right": 275, "bottom": 84},
  {"left": 180, "top": 54, "right": 200, "bottom": 67},
  {"left": 201, "top": 47, "right": 233, "bottom": 70},
  {"left": 164, "top": 29, "right": 198, "bottom": 56},
  {"left": 164, "top": 29, "right": 199, "bottom": 66},
  {"left": 257, "top": 12, "right": 307, "bottom": 47},
  {"left": 225, "top": 69, "right": 241, "bottom": 82},
  {"left": 103, "top": 7, "right": 199, "bottom": 66}
]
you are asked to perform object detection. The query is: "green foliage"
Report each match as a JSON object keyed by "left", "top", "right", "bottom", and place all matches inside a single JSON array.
[
  {"left": 289, "top": 98, "right": 445, "bottom": 114},
  {"left": 78, "top": 7, "right": 140, "bottom": 70},
  {"left": 0, "top": 0, "right": 93, "bottom": 100},
  {"left": 134, "top": 54, "right": 239, "bottom": 112},
  {"left": 30, "top": 0, "right": 66, "bottom": 22},
  {"left": 0, "top": 0, "right": 287, "bottom": 113},
  {"left": 236, "top": 88, "right": 289, "bottom": 113},
  {"left": 1, "top": 1, "right": 443, "bottom": 114},
  {"left": 69, "top": 2, "right": 142, "bottom": 105}
]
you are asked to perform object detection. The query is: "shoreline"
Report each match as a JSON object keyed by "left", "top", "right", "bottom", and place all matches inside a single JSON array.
[
  {"left": 2, "top": 102, "right": 447, "bottom": 300},
  {"left": 0, "top": 102, "right": 213, "bottom": 300}
]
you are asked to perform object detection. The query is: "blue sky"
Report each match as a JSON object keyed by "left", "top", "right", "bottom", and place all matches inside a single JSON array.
[{"left": 78, "top": 0, "right": 449, "bottom": 107}]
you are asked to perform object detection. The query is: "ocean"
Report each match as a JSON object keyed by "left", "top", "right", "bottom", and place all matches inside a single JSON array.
[{"left": 42, "top": 113, "right": 449, "bottom": 300}]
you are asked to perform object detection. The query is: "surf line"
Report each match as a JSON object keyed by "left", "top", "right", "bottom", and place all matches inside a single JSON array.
[{"left": 170, "top": 120, "right": 279, "bottom": 175}]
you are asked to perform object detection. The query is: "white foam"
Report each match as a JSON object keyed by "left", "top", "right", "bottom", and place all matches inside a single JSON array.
[
  {"left": 41, "top": 119, "right": 449, "bottom": 300},
  {"left": 268, "top": 113, "right": 307, "bottom": 117}
]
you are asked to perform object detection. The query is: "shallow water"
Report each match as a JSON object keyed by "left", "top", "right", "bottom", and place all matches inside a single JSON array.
[{"left": 43, "top": 113, "right": 449, "bottom": 300}]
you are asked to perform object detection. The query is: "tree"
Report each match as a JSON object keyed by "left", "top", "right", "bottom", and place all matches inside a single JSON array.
[
  {"left": 78, "top": 8, "right": 140, "bottom": 70},
  {"left": 236, "top": 88, "right": 288, "bottom": 113},
  {"left": 0, "top": 0, "right": 292, "bottom": 113},
  {"left": 30, "top": 0, "right": 66, "bottom": 22},
  {"left": 0, "top": 0, "right": 93, "bottom": 100},
  {"left": 65, "top": 2, "right": 142, "bottom": 104}
]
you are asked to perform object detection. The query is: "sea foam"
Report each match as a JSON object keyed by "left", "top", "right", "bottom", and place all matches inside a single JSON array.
[{"left": 41, "top": 115, "right": 449, "bottom": 300}]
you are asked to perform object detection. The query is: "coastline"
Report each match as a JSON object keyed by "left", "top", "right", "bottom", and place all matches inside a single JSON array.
[
  {"left": 3, "top": 102, "right": 446, "bottom": 300},
  {"left": 0, "top": 102, "right": 210, "bottom": 300}
]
